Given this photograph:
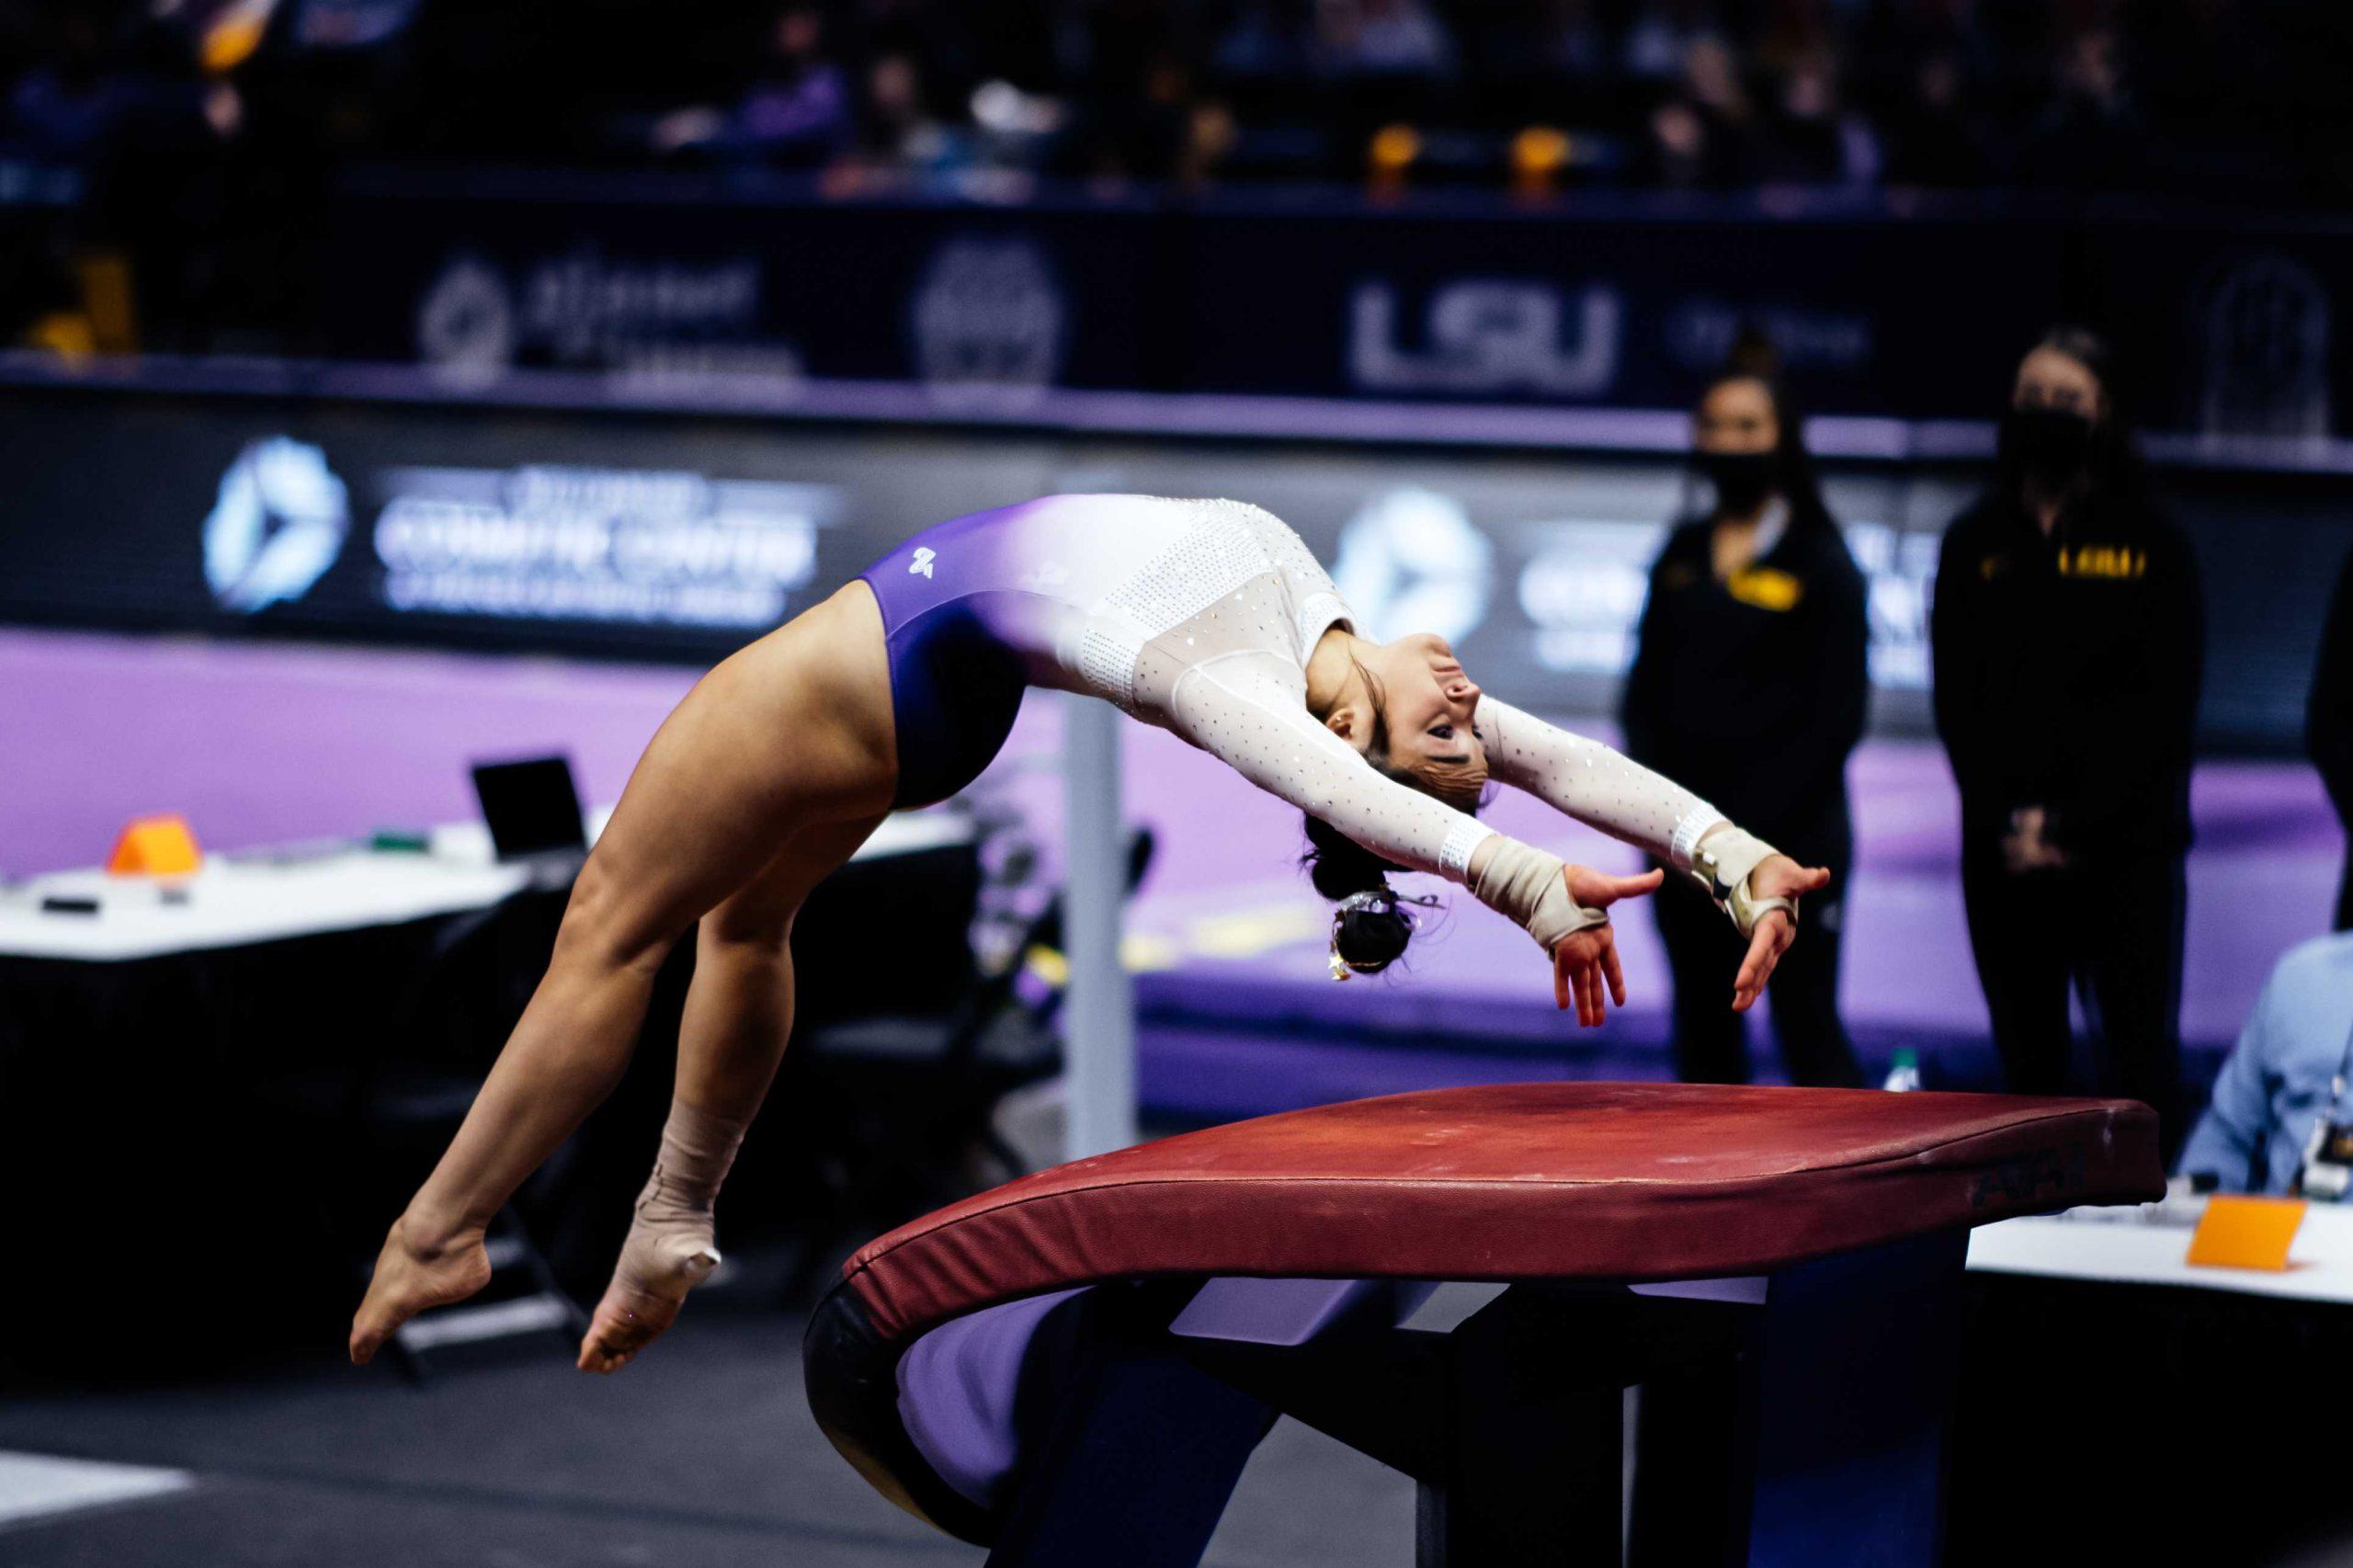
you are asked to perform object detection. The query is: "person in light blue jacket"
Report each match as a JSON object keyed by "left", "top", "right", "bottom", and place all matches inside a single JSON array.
[{"left": 2177, "top": 933, "right": 2353, "bottom": 1193}]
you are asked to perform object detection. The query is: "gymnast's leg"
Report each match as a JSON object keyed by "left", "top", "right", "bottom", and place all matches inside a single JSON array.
[
  {"left": 577, "top": 812, "right": 884, "bottom": 1374},
  {"left": 349, "top": 588, "right": 895, "bottom": 1363}
]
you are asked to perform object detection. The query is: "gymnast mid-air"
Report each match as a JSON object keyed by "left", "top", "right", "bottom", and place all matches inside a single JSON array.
[{"left": 347, "top": 494, "right": 1829, "bottom": 1376}]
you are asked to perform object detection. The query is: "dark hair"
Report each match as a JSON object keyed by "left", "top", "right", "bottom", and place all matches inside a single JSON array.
[
  {"left": 1997, "top": 324, "right": 2153, "bottom": 510},
  {"left": 1301, "top": 659, "right": 1485, "bottom": 976},
  {"left": 1304, "top": 814, "right": 1416, "bottom": 972},
  {"left": 1693, "top": 357, "right": 1837, "bottom": 535}
]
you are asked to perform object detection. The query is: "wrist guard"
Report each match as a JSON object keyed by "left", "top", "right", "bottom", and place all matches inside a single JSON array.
[
  {"left": 1472, "top": 837, "right": 1608, "bottom": 952},
  {"left": 1689, "top": 826, "right": 1797, "bottom": 939}
]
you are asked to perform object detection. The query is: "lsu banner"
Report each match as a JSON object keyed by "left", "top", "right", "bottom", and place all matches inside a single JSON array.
[{"left": 324, "top": 175, "right": 2353, "bottom": 443}]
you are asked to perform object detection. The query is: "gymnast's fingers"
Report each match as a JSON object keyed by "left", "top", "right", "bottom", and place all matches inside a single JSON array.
[{"left": 1733, "top": 913, "right": 1793, "bottom": 1011}]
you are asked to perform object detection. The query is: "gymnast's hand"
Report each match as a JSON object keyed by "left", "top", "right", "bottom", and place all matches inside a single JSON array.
[
  {"left": 348, "top": 1214, "right": 493, "bottom": 1366},
  {"left": 1731, "top": 856, "right": 1835, "bottom": 1014},
  {"left": 1550, "top": 865, "right": 1664, "bottom": 1028}
]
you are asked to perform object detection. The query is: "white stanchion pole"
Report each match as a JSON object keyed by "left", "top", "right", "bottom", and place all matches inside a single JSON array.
[{"left": 1062, "top": 690, "right": 1137, "bottom": 1159}]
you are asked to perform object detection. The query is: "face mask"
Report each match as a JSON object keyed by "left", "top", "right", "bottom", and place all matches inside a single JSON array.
[
  {"left": 2005, "top": 405, "right": 2096, "bottom": 483},
  {"left": 1700, "top": 449, "right": 1777, "bottom": 515}
]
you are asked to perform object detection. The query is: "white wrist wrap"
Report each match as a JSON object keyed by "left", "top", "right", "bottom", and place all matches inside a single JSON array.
[
  {"left": 1669, "top": 805, "right": 1726, "bottom": 871},
  {"left": 1438, "top": 819, "right": 1493, "bottom": 880},
  {"left": 1472, "top": 837, "right": 1608, "bottom": 951}
]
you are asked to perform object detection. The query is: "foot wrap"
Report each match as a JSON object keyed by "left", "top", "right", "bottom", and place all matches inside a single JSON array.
[{"left": 612, "top": 1098, "right": 749, "bottom": 1300}]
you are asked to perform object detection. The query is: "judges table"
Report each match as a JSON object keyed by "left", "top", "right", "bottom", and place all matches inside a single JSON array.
[
  {"left": 1969, "top": 1198, "right": 2353, "bottom": 1302},
  {"left": 1953, "top": 1199, "right": 2353, "bottom": 1560},
  {"left": 0, "top": 808, "right": 978, "bottom": 1377},
  {"left": 0, "top": 808, "right": 972, "bottom": 960}
]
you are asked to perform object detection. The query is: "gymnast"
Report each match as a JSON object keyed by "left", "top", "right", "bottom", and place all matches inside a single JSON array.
[{"left": 347, "top": 494, "right": 1830, "bottom": 1375}]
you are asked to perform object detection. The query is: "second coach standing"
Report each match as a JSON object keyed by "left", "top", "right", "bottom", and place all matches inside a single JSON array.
[
  {"left": 1622, "top": 367, "right": 1870, "bottom": 1087},
  {"left": 1932, "top": 326, "right": 2203, "bottom": 1145}
]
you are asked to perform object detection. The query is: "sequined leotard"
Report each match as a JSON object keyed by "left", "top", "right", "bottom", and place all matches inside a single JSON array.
[{"left": 858, "top": 494, "right": 1731, "bottom": 943}]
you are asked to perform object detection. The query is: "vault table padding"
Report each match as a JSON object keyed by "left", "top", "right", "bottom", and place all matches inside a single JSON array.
[{"left": 840, "top": 1081, "right": 2161, "bottom": 1345}]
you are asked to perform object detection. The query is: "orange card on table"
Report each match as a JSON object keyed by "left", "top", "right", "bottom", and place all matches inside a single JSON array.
[
  {"left": 2185, "top": 1195, "right": 2307, "bottom": 1272},
  {"left": 106, "top": 813, "right": 202, "bottom": 877}
]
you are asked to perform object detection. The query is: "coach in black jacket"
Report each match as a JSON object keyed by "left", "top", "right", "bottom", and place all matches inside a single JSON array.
[
  {"left": 1622, "top": 367, "right": 1870, "bottom": 1087},
  {"left": 1932, "top": 327, "right": 2203, "bottom": 1148}
]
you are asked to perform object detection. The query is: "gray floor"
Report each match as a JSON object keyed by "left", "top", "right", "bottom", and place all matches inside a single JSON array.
[{"left": 0, "top": 1305, "right": 1416, "bottom": 1568}]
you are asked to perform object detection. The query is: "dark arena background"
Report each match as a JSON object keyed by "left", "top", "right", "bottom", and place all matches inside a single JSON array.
[{"left": 5, "top": 3, "right": 2353, "bottom": 1565}]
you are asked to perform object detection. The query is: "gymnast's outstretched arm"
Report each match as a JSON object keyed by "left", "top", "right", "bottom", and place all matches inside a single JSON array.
[
  {"left": 1166, "top": 659, "right": 1722, "bottom": 1018},
  {"left": 1474, "top": 694, "right": 1831, "bottom": 1006}
]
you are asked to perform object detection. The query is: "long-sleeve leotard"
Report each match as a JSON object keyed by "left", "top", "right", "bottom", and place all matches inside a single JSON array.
[
  {"left": 859, "top": 494, "right": 1749, "bottom": 945},
  {"left": 1476, "top": 696, "right": 1729, "bottom": 871}
]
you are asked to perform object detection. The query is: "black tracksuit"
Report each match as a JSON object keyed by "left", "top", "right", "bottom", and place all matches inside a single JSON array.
[
  {"left": 2309, "top": 548, "right": 2353, "bottom": 932},
  {"left": 1620, "top": 513, "right": 1870, "bottom": 1087},
  {"left": 1930, "top": 488, "right": 2202, "bottom": 1143}
]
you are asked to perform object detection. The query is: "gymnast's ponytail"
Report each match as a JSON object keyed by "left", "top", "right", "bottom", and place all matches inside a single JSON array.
[{"left": 1302, "top": 815, "right": 1417, "bottom": 978}]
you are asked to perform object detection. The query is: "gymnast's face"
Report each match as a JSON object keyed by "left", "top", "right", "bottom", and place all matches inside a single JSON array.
[{"left": 1371, "top": 633, "right": 1490, "bottom": 803}]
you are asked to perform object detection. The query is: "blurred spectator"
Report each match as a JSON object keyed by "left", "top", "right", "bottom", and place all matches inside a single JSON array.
[
  {"left": 1750, "top": 0, "right": 1838, "bottom": 82},
  {"left": 1530, "top": 0, "right": 1608, "bottom": 82},
  {"left": 1622, "top": 0, "right": 1719, "bottom": 83},
  {"left": 1211, "top": 0, "right": 1309, "bottom": 82},
  {"left": 7, "top": 0, "right": 2340, "bottom": 202},
  {"left": 1635, "top": 33, "right": 1754, "bottom": 187},
  {"left": 1315, "top": 0, "right": 1455, "bottom": 79},
  {"left": 844, "top": 51, "right": 963, "bottom": 178},
  {"left": 1931, "top": 327, "right": 2204, "bottom": 1152},
  {"left": 1620, "top": 357, "right": 1870, "bottom": 1089},
  {"left": 6, "top": 0, "right": 2352, "bottom": 355},
  {"left": 651, "top": 5, "right": 852, "bottom": 167},
  {"left": 2176, "top": 933, "right": 2353, "bottom": 1194},
  {"left": 2309, "top": 547, "right": 2353, "bottom": 932},
  {"left": 1756, "top": 47, "right": 1876, "bottom": 186},
  {"left": 2016, "top": 20, "right": 2144, "bottom": 189},
  {"left": 1176, "top": 95, "right": 1238, "bottom": 188},
  {"left": 1066, "top": 0, "right": 1192, "bottom": 181},
  {"left": 9, "top": 12, "right": 137, "bottom": 161},
  {"left": 1878, "top": 49, "right": 1993, "bottom": 187},
  {"left": 9, "top": 9, "right": 223, "bottom": 172}
]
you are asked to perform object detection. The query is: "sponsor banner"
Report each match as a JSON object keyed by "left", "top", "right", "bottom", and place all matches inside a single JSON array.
[
  {"left": 326, "top": 176, "right": 1167, "bottom": 409},
  {"left": 1174, "top": 202, "right": 2063, "bottom": 420},
  {"left": 0, "top": 378, "right": 2331, "bottom": 747},
  {"left": 328, "top": 178, "right": 2353, "bottom": 438},
  {"left": 0, "top": 390, "right": 867, "bottom": 662},
  {"left": 2078, "top": 214, "right": 2353, "bottom": 444}
]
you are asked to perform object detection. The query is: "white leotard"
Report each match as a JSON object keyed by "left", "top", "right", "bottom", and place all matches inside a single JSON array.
[{"left": 889, "top": 494, "right": 1730, "bottom": 941}]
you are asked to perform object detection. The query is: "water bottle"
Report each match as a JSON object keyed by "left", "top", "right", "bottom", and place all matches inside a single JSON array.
[{"left": 1881, "top": 1047, "right": 1923, "bottom": 1093}]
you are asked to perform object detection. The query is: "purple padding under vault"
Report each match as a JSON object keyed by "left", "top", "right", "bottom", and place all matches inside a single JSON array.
[
  {"left": 1170, "top": 1277, "right": 1438, "bottom": 1346},
  {"left": 894, "top": 1278, "right": 1436, "bottom": 1513},
  {"left": 896, "top": 1288, "right": 1086, "bottom": 1509}
]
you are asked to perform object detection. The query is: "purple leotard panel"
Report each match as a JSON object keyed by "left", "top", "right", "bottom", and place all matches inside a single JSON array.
[{"left": 858, "top": 502, "right": 1050, "bottom": 808}]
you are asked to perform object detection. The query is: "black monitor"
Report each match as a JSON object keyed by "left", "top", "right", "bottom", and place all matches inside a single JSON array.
[{"left": 470, "top": 755, "right": 587, "bottom": 862}]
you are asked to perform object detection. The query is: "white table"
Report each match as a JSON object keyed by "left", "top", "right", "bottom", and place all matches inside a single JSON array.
[
  {"left": 0, "top": 806, "right": 972, "bottom": 961},
  {"left": 1967, "top": 1199, "right": 2353, "bottom": 1305}
]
